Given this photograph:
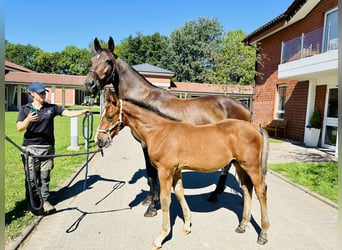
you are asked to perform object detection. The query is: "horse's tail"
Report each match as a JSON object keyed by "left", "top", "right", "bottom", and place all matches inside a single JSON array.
[{"left": 259, "top": 128, "right": 269, "bottom": 179}]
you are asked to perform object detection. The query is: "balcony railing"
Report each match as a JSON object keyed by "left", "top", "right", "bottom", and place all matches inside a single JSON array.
[{"left": 280, "top": 27, "right": 338, "bottom": 64}]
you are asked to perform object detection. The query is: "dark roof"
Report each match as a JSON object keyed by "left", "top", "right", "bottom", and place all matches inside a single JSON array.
[
  {"left": 244, "top": 0, "right": 308, "bottom": 43},
  {"left": 132, "top": 63, "right": 174, "bottom": 76}
]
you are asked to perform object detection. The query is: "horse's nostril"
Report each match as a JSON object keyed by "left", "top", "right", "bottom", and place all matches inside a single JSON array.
[{"left": 96, "top": 139, "right": 104, "bottom": 148}]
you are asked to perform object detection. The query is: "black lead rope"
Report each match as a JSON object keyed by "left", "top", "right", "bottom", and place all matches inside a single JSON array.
[{"left": 82, "top": 111, "right": 93, "bottom": 190}]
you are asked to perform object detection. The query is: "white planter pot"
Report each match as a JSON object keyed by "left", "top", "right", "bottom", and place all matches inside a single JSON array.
[{"left": 304, "top": 128, "right": 321, "bottom": 147}]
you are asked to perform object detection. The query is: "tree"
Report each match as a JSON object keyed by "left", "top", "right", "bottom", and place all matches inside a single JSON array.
[
  {"left": 5, "top": 40, "right": 42, "bottom": 70},
  {"left": 160, "top": 17, "right": 223, "bottom": 83},
  {"left": 118, "top": 32, "right": 168, "bottom": 66},
  {"left": 57, "top": 46, "right": 92, "bottom": 75},
  {"left": 33, "top": 51, "right": 61, "bottom": 73},
  {"left": 209, "top": 30, "right": 260, "bottom": 85}
]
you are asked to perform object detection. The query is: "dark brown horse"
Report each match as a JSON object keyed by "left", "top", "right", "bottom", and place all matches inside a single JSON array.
[
  {"left": 96, "top": 91, "right": 270, "bottom": 249},
  {"left": 84, "top": 36, "right": 251, "bottom": 217}
]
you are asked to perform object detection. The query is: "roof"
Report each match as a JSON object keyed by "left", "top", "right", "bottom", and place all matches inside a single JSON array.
[
  {"left": 5, "top": 60, "right": 36, "bottom": 73},
  {"left": 244, "top": 0, "right": 318, "bottom": 43},
  {"left": 132, "top": 63, "right": 174, "bottom": 76},
  {"left": 5, "top": 72, "right": 86, "bottom": 89}
]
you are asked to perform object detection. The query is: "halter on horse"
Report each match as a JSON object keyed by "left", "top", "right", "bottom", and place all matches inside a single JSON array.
[
  {"left": 96, "top": 91, "right": 270, "bottom": 249},
  {"left": 84, "top": 36, "right": 251, "bottom": 217}
]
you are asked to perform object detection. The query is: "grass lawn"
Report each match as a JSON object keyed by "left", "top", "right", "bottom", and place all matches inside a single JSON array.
[
  {"left": 5, "top": 109, "right": 100, "bottom": 243},
  {"left": 269, "top": 161, "right": 338, "bottom": 203}
]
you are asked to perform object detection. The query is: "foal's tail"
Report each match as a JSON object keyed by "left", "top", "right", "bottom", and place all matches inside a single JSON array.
[{"left": 259, "top": 128, "right": 269, "bottom": 179}]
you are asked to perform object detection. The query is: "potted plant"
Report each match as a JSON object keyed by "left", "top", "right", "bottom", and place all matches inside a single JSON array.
[{"left": 305, "top": 109, "right": 322, "bottom": 147}]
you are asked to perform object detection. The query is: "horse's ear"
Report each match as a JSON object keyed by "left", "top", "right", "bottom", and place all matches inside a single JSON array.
[
  {"left": 104, "top": 89, "right": 112, "bottom": 103},
  {"left": 108, "top": 36, "right": 115, "bottom": 53},
  {"left": 104, "top": 89, "right": 116, "bottom": 103},
  {"left": 94, "top": 38, "right": 102, "bottom": 52}
]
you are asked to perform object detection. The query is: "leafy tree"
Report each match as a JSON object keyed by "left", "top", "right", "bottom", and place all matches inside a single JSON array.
[
  {"left": 57, "top": 46, "right": 92, "bottom": 75},
  {"left": 5, "top": 40, "right": 42, "bottom": 70},
  {"left": 118, "top": 32, "right": 168, "bottom": 66},
  {"left": 161, "top": 17, "right": 223, "bottom": 83},
  {"left": 33, "top": 51, "right": 61, "bottom": 73},
  {"left": 209, "top": 30, "right": 261, "bottom": 85}
]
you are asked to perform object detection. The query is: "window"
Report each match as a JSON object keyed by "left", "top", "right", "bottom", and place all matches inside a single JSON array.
[
  {"left": 276, "top": 84, "right": 286, "bottom": 120},
  {"left": 323, "top": 8, "right": 338, "bottom": 52},
  {"left": 327, "top": 88, "right": 338, "bottom": 118}
]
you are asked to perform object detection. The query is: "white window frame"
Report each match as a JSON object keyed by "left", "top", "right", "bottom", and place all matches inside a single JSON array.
[{"left": 322, "top": 7, "right": 338, "bottom": 52}]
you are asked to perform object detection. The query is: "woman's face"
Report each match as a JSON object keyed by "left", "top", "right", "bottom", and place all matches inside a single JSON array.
[{"left": 30, "top": 91, "right": 46, "bottom": 103}]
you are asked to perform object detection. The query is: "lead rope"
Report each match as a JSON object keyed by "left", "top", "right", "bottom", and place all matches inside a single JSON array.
[{"left": 82, "top": 111, "right": 93, "bottom": 190}]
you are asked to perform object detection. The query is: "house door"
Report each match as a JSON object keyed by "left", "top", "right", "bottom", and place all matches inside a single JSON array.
[{"left": 322, "top": 87, "right": 338, "bottom": 149}]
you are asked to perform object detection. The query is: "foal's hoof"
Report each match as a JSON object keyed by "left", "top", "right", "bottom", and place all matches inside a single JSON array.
[
  {"left": 144, "top": 206, "right": 157, "bottom": 217},
  {"left": 182, "top": 228, "right": 191, "bottom": 235},
  {"left": 235, "top": 224, "right": 246, "bottom": 234},
  {"left": 151, "top": 242, "right": 161, "bottom": 250},
  {"left": 142, "top": 195, "right": 152, "bottom": 206},
  {"left": 257, "top": 231, "right": 268, "bottom": 245},
  {"left": 208, "top": 192, "right": 218, "bottom": 203}
]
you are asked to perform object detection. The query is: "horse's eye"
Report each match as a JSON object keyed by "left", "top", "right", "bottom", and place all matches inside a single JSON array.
[
  {"left": 107, "top": 115, "right": 114, "bottom": 122},
  {"left": 106, "top": 59, "right": 113, "bottom": 67}
]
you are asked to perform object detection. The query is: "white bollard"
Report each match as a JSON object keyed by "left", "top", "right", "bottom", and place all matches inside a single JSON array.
[{"left": 67, "top": 116, "right": 80, "bottom": 150}]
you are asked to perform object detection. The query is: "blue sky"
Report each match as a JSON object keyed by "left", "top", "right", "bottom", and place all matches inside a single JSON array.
[{"left": 6, "top": 0, "right": 294, "bottom": 52}]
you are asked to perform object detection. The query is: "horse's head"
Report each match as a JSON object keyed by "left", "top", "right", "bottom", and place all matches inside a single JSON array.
[
  {"left": 95, "top": 89, "right": 125, "bottom": 148},
  {"left": 84, "top": 36, "right": 117, "bottom": 95}
]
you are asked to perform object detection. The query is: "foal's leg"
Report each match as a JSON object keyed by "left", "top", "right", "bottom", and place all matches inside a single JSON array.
[
  {"left": 208, "top": 162, "right": 232, "bottom": 202},
  {"left": 152, "top": 168, "right": 173, "bottom": 249},
  {"left": 253, "top": 178, "right": 270, "bottom": 245},
  {"left": 173, "top": 170, "right": 192, "bottom": 234},
  {"left": 142, "top": 147, "right": 159, "bottom": 217},
  {"left": 234, "top": 167, "right": 253, "bottom": 234}
]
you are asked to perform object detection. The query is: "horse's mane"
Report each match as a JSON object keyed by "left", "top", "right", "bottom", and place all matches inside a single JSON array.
[
  {"left": 115, "top": 56, "right": 171, "bottom": 96},
  {"left": 123, "top": 98, "right": 180, "bottom": 122}
]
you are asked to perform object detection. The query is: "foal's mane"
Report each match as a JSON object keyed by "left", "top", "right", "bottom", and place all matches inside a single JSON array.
[{"left": 123, "top": 98, "right": 180, "bottom": 122}]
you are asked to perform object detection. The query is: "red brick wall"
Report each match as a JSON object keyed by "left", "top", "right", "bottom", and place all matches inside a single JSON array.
[
  {"left": 284, "top": 81, "right": 309, "bottom": 141},
  {"left": 252, "top": 0, "right": 337, "bottom": 142}
]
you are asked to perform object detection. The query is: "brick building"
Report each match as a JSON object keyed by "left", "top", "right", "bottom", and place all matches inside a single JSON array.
[{"left": 245, "top": 0, "right": 338, "bottom": 154}]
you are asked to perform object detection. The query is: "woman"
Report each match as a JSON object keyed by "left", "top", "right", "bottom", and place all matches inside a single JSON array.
[{"left": 17, "top": 82, "right": 89, "bottom": 215}]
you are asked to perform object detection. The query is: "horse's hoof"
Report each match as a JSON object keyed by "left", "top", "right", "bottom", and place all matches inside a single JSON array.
[
  {"left": 235, "top": 224, "right": 246, "bottom": 234},
  {"left": 144, "top": 207, "right": 157, "bottom": 217},
  {"left": 257, "top": 231, "right": 268, "bottom": 245},
  {"left": 182, "top": 228, "right": 191, "bottom": 235},
  {"left": 208, "top": 192, "right": 218, "bottom": 202},
  {"left": 142, "top": 195, "right": 152, "bottom": 206},
  {"left": 151, "top": 242, "right": 161, "bottom": 250}
]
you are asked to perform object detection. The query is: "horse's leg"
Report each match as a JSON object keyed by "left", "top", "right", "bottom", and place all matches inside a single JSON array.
[
  {"left": 234, "top": 166, "right": 253, "bottom": 234},
  {"left": 253, "top": 179, "right": 270, "bottom": 245},
  {"left": 173, "top": 170, "right": 192, "bottom": 234},
  {"left": 142, "top": 147, "right": 159, "bottom": 217},
  {"left": 152, "top": 168, "right": 173, "bottom": 249},
  {"left": 208, "top": 162, "right": 232, "bottom": 202}
]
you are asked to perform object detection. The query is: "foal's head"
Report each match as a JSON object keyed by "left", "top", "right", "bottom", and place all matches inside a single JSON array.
[
  {"left": 84, "top": 36, "right": 117, "bottom": 94},
  {"left": 96, "top": 90, "right": 124, "bottom": 148}
]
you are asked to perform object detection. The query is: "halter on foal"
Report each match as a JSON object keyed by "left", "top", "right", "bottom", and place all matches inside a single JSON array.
[
  {"left": 96, "top": 91, "right": 270, "bottom": 249},
  {"left": 84, "top": 36, "right": 252, "bottom": 217}
]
